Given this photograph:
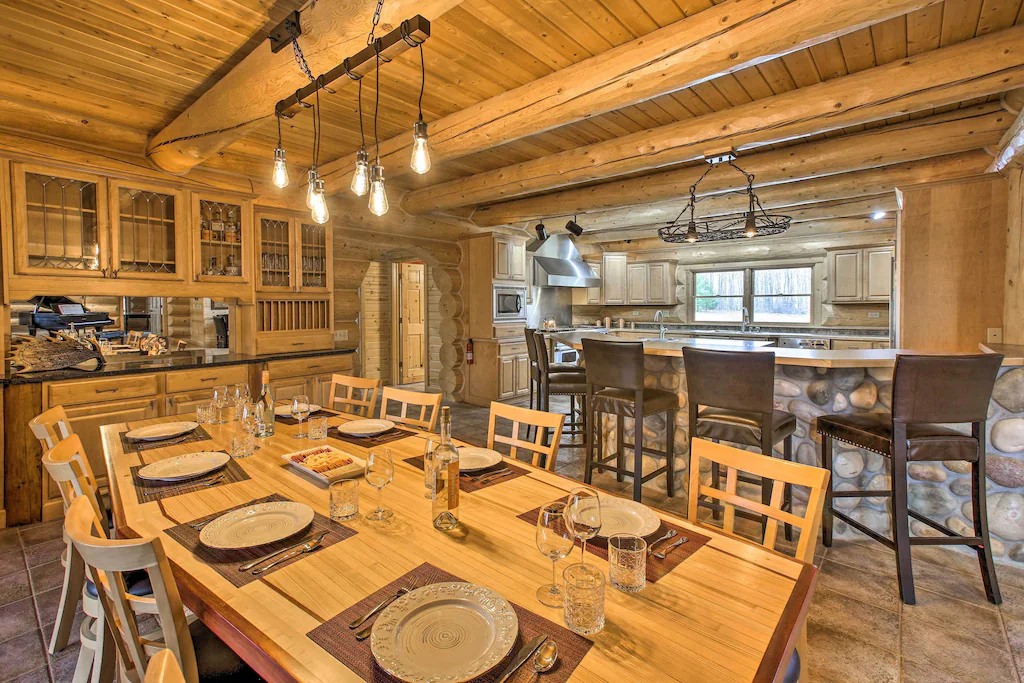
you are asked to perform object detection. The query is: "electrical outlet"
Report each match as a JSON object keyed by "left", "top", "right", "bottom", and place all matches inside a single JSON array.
[
  {"left": 867, "top": 311, "right": 881, "bottom": 319},
  {"left": 988, "top": 328, "right": 1003, "bottom": 344},
  {"left": 632, "top": 310, "right": 640, "bottom": 316},
  {"left": 333, "top": 330, "right": 348, "bottom": 342}
]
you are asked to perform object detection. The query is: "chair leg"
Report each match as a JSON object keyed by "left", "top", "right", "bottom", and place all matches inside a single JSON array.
[
  {"left": 760, "top": 430, "right": 774, "bottom": 544},
  {"left": 584, "top": 394, "right": 596, "bottom": 486},
  {"left": 616, "top": 415, "right": 626, "bottom": 483},
  {"left": 71, "top": 622, "right": 95, "bottom": 683},
  {"left": 821, "top": 435, "right": 834, "bottom": 547},
  {"left": 891, "top": 437, "right": 916, "bottom": 605},
  {"left": 91, "top": 613, "right": 115, "bottom": 683},
  {"left": 633, "top": 412, "right": 644, "bottom": 502},
  {"left": 49, "top": 541, "right": 84, "bottom": 654},
  {"left": 665, "top": 409, "right": 676, "bottom": 497},
  {"left": 973, "top": 452, "right": 1003, "bottom": 604},
  {"left": 783, "top": 435, "right": 793, "bottom": 543},
  {"left": 528, "top": 379, "right": 535, "bottom": 439}
]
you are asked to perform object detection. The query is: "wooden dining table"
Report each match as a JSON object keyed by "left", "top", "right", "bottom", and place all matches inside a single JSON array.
[{"left": 102, "top": 410, "right": 816, "bottom": 683}]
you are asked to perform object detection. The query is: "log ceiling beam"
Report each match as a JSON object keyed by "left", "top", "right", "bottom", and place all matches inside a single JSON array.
[
  {"left": 990, "top": 88, "right": 1024, "bottom": 172},
  {"left": 317, "top": 0, "right": 936, "bottom": 190},
  {"left": 468, "top": 102, "right": 1010, "bottom": 227}
]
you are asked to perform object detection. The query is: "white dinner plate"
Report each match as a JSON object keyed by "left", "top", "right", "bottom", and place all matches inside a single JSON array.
[
  {"left": 199, "top": 502, "right": 315, "bottom": 550},
  {"left": 274, "top": 403, "right": 322, "bottom": 417},
  {"left": 456, "top": 447, "right": 503, "bottom": 472},
  {"left": 336, "top": 419, "right": 395, "bottom": 437},
  {"left": 136, "top": 452, "right": 229, "bottom": 482},
  {"left": 596, "top": 497, "right": 662, "bottom": 538},
  {"left": 371, "top": 583, "right": 518, "bottom": 683},
  {"left": 125, "top": 421, "right": 199, "bottom": 442}
]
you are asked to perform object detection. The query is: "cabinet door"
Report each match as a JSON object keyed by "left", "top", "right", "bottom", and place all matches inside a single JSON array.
[
  {"left": 193, "top": 192, "right": 251, "bottom": 284},
  {"left": 498, "top": 356, "right": 516, "bottom": 399},
  {"left": 646, "top": 263, "right": 670, "bottom": 304},
  {"left": 270, "top": 376, "right": 312, "bottom": 404},
  {"left": 494, "top": 237, "right": 512, "bottom": 280},
  {"left": 165, "top": 390, "right": 216, "bottom": 415},
  {"left": 627, "top": 263, "right": 648, "bottom": 304},
  {"left": 603, "top": 254, "right": 628, "bottom": 304},
  {"left": 514, "top": 354, "right": 531, "bottom": 395},
  {"left": 864, "top": 247, "right": 894, "bottom": 301},
  {"left": 109, "top": 180, "right": 186, "bottom": 281},
  {"left": 64, "top": 397, "right": 159, "bottom": 490},
  {"left": 298, "top": 221, "right": 332, "bottom": 292},
  {"left": 256, "top": 212, "right": 294, "bottom": 292},
  {"left": 526, "top": 253, "right": 535, "bottom": 305},
  {"left": 509, "top": 240, "right": 526, "bottom": 281},
  {"left": 832, "top": 339, "right": 868, "bottom": 350},
  {"left": 830, "top": 250, "right": 863, "bottom": 302},
  {"left": 587, "top": 262, "right": 602, "bottom": 304}
]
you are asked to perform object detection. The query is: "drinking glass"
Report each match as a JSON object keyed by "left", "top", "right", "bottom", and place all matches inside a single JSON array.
[
  {"left": 565, "top": 487, "right": 602, "bottom": 563},
  {"left": 238, "top": 401, "right": 262, "bottom": 449},
  {"left": 563, "top": 563, "right": 605, "bottom": 635},
  {"left": 422, "top": 439, "right": 435, "bottom": 499},
  {"left": 231, "top": 383, "right": 250, "bottom": 420},
  {"left": 211, "top": 385, "right": 230, "bottom": 424},
  {"left": 195, "top": 401, "right": 215, "bottom": 424},
  {"left": 609, "top": 534, "right": 647, "bottom": 593},
  {"left": 308, "top": 416, "right": 329, "bottom": 440},
  {"left": 364, "top": 448, "right": 394, "bottom": 521},
  {"left": 230, "top": 432, "right": 256, "bottom": 459},
  {"left": 330, "top": 480, "right": 359, "bottom": 521},
  {"left": 535, "top": 501, "right": 576, "bottom": 607},
  {"left": 291, "top": 394, "right": 311, "bottom": 438}
]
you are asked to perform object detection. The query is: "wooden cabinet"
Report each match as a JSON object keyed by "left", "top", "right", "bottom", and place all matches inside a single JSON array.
[
  {"left": 266, "top": 354, "right": 353, "bottom": 406},
  {"left": 626, "top": 260, "right": 677, "bottom": 305},
  {"left": 526, "top": 253, "right": 535, "bottom": 305},
  {"left": 627, "top": 263, "right": 647, "bottom": 304},
  {"left": 493, "top": 236, "right": 526, "bottom": 282},
  {"left": 864, "top": 247, "right": 894, "bottom": 301},
  {"left": 192, "top": 191, "right": 252, "bottom": 285},
  {"left": 108, "top": 179, "right": 187, "bottom": 281},
  {"left": 828, "top": 246, "right": 893, "bottom": 303},
  {"left": 498, "top": 355, "right": 516, "bottom": 400},
  {"left": 255, "top": 209, "right": 332, "bottom": 294},
  {"left": 831, "top": 338, "right": 889, "bottom": 350},
  {"left": 603, "top": 254, "right": 628, "bottom": 305}
]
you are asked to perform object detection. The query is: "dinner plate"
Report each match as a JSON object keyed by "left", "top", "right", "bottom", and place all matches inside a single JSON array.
[
  {"left": 199, "top": 502, "right": 315, "bottom": 550},
  {"left": 456, "top": 447, "right": 503, "bottom": 472},
  {"left": 125, "top": 421, "right": 199, "bottom": 442},
  {"left": 274, "top": 403, "right": 322, "bottom": 417},
  {"left": 336, "top": 419, "right": 395, "bottom": 437},
  {"left": 596, "top": 497, "right": 662, "bottom": 538},
  {"left": 136, "top": 452, "right": 229, "bottom": 482},
  {"left": 371, "top": 583, "right": 518, "bottom": 683}
]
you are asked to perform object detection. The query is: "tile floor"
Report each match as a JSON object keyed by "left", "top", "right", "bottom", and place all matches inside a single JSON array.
[{"left": 4, "top": 394, "right": 1024, "bottom": 682}]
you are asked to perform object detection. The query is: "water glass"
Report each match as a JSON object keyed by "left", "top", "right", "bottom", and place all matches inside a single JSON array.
[
  {"left": 231, "top": 383, "right": 250, "bottom": 420},
  {"left": 195, "top": 401, "right": 215, "bottom": 424},
  {"left": 563, "top": 563, "right": 605, "bottom": 636},
  {"left": 566, "top": 487, "right": 602, "bottom": 564},
  {"left": 307, "top": 416, "right": 329, "bottom": 440},
  {"left": 364, "top": 447, "right": 395, "bottom": 521},
  {"left": 536, "top": 501, "right": 575, "bottom": 607},
  {"left": 329, "top": 480, "right": 359, "bottom": 521},
  {"left": 609, "top": 534, "right": 647, "bottom": 593},
  {"left": 230, "top": 432, "right": 256, "bottom": 459},
  {"left": 422, "top": 439, "right": 435, "bottom": 499},
  {"left": 291, "top": 394, "right": 311, "bottom": 439},
  {"left": 212, "top": 385, "right": 230, "bottom": 424}
]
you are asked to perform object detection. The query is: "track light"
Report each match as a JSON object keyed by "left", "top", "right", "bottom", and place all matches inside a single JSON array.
[
  {"left": 310, "top": 178, "right": 329, "bottom": 224},
  {"left": 368, "top": 163, "right": 389, "bottom": 216},
  {"left": 565, "top": 220, "right": 583, "bottom": 237},
  {"left": 351, "top": 149, "right": 370, "bottom": 196},
  {"left": 535, "top": 223, "right": 548, "bottom": 241}
]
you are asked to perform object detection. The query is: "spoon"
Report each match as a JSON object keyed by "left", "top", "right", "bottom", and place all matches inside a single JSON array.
[{"left": 531, "top": 639, "right": 558, "bottom": 679}]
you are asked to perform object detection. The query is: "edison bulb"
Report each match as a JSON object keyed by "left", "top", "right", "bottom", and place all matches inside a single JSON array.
[
  {"left": 305, "top": 169, "right": 318, "bottom": 209},
  {"left": 743, "top": 211, "right": 758, "bottom": 238},
  {"left": 272, "top": 147, "right": 289, "bottom": 189},
  {"left": 684, "top": 221, "right": 699, "bottom": 243},
  {"left": 410, "top": 120, "right": 431, "bottom": 175},
  {"left": 368, "top": 163, "right": 389, "bottom": 216},
  {"left": 310, "top": 178, "right": 329, "bottom": 225},
  {"left": 350, "top": 149, "right": 370, "bottom": 196}
]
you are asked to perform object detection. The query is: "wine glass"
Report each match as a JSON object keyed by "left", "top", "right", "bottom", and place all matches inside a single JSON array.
[
  {"left": 364, "top": 448, "right": 395, "bottom": 521},
  {"left": 422, "top": 439, "right": 435, "bottom": 499},
  {"left": 565, "top": 487, "right": 602, "bottom": 564},
  {"left": 211, "top": 385, "right": 230, "bottom": 424},
  {"left": 291, "top": 394, "right": 311, "bottom": 438},
  {"left": 239, "top": 401, "right": 262, "bottom": 449},
  {"left": 536, "top": 501, "right": 576, "bottom": 607}
]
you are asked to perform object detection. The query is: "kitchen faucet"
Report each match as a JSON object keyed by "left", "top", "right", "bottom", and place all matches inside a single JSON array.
[
  {"left": 741, "top": 306, "right": 750, "bottom": 333},
  {"left": 655, "top": 309, "right": 667, "bottom": 340}
]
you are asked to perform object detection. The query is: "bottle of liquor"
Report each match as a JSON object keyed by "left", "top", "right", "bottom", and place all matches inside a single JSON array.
[
  {"left": 430, "top": 406, "right": 460, "bottom": 530},
  {"left": 257, "top": 370, "right": 275, "bottom": 437}
]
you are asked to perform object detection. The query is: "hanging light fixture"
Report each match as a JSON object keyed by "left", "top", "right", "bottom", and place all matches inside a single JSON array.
[
  {"left": 310, "top": 178, "right": 330, "bottom": 224},
  {"left": 350, "top": 79, "right": 371, "bottom": 196},
  {"left": 271, "top": 113, "right": 289, "bottom": 188},
  {"left": 535, "top": 222, "right": 548, "bottom": 241},
  {"left": 368, "top": 41, "right": 388, "bottom": 215},
  {"left": 305, "top": 169, "right": 318, "bottom": 208},
  {"left": 409, "top": 44, "right": 431, "bottom": 174},
  {"left": 565, "top": 218, "right": 583, "bottom": 237},
  {"left": 684, "top": 220, "right": 699, "bottom": 243},
  {"left": 306, "top": 80, "right": 331, "bottom": 223}
]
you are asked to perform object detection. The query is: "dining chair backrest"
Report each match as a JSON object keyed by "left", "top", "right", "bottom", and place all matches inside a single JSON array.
[
  {"left": 328, "top": 374, "right": 382, "bottom": 417},
  {"left": 146, "top": 650, "right": 186, "bottom": 683},
  {"left": 175, "top": 339, "right": 187, "bottom": 351},
  {"left": 687, "top": 438, "right": 829, "bottom": 564},
  {"left": 127, "top": 331, "right": 143, "bottom": 347},
  {"left": 41, "top": 434, "right": 103, "bottom": 519},
  {"left": 63, "top": 495, "right": 198, "bottom": 683},
  {"left": 486, "top": 402, "right": 565, "bottom": 470},
  {"left": 29, "top": 404, "right": 75, "bottom": 451},
  {"left": 379, "top": 387, "right": 443, "bottom": 432}
]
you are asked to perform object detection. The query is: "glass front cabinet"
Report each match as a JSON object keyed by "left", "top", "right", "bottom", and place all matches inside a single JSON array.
[
  {"left": 108, "top": 179, "right": 187, "bottom": 281},
  {"left": 191, "top": 191, "right": 253, "bottom": 285},
  {"left": 255, "top": 210, "right": 332, "bottom": 293}
]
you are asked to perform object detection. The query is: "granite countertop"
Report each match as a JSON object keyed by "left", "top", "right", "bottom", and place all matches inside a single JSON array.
[
  {"left": 4, "top": 347, "right": 356, "bottom": 385},
  {"left": 600, "top": 323, "right": 889, "bottom": 341}
]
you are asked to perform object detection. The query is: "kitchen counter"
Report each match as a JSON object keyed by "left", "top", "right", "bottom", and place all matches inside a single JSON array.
[{"left": 596, "top": 323, "right": 889, "bottom": 341}]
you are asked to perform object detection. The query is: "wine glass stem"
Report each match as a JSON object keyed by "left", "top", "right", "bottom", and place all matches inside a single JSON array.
[
  {"left": 377, "top": 486, "right": 383, "bottom": 513},
  {"left": 581, "top": 540, "right": 587, "bottom": 563},
  {"left": 551, "top": 559, "right": 557, "bottom": 589},
  {"left": 298, "top": 417, "right": 304, "bottom": 436}
]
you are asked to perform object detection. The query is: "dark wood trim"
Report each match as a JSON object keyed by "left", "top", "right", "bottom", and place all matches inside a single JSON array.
[
  {"left": 4, "top": 382, "right": 43, "bottom": 525},
  {"left": 753, "top": 562, "right": 817, "bottom": 683}
]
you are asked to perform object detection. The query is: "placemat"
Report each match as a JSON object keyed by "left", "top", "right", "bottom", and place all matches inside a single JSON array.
[
  {"left": 332, "top": 426, "right": 419, "bottom": 448},
  {"left": 164, "top": 493, "right": 357, "bottom": 588},
  {"left": 518, "top": 506, "right": 710, "bottom": 583},
  {"left": 130, "top": 456, "right": 250, "bottom": 504},
  {"left": 404, "top": 456, "right": 530, "bottom": 493},
  {"left": 277, "top": 409, "right": 336, "bottom": 426},
  {"left": 119, "top": 425, "right": 213, "bottom": 453},
  {"left": 307, "top": 562, "right": 593, "bottom": 682}
]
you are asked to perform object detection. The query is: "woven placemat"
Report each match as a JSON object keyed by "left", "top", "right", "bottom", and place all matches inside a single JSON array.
[
  {"left": 331, "top": 426, "right": 419, "bottom": 448},
  {"left": 277, "top": 409, "right": 336, "bottom": 426},
  {"left": 119, "top": 425, "right": 213, "bottom": 453},
  {"left": 307, "top": 562, "right": 593, "bottom": 682},
  {"left": 164, "top": 494, "right": 357, "bottom": 588},
  {"left": 404, "top": 456, "right": 530, "bottom": 493},
  {"left": 130, "top": 456, "right": 250, "bottom": 504},
  {"left": 518, "top": 506, "right": 710, "bottom": 583}
]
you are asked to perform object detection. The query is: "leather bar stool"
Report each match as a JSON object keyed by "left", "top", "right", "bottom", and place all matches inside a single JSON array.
[
  {"left": 529, "top": 330, "right": 587, "bottom": 449},
  {"left": 818, "top": 354, "right": 1004, "bottom": 605},
  {"left": 683, "top": 347, "right": 797, "bottom": 540},
  {"left": 524, "top": 328, "right": 581, "bottom": 414},
  {"left": 583, "top": 338, "right": 677, "bottom": 502}
]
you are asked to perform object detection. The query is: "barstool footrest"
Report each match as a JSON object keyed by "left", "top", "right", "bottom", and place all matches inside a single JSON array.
[
  {"left": 906, "top": 510, "right": 985, "bottom": 547},
  {"left": 831, "top": 509, "right": 897, "bottom": 550},
  {"left": 833, "top": 489, "right": 888, "bottom": 498}
]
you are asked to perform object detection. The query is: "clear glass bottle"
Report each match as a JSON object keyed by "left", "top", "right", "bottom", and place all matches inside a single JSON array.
[
  {"left": 257, "top": 370, "right": 275, "bottom": 437},
  {"left": 430, "top": 406, "right": 460, "bottom": 530}
]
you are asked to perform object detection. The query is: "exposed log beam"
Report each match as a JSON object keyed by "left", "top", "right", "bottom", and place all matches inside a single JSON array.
[
  {"left": 575, "top": 149, "right": 991, "bottom": 234},
  {"left": 318, "top": 0, "right": 935, "bottom": 189},
  {"left": 145, "top": 0, "right": 460, "bottom": 174},
  {"left": 991, "top": 88, "right": 1024, "bottom": 172},
  {"left": 467, "top": 102, "right": 1010, "bottom": 226}
]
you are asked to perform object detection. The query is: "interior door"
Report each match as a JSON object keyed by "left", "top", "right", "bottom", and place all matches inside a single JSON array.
[{"left": 401, "top": 262, "right": 426, "bottom": 383}]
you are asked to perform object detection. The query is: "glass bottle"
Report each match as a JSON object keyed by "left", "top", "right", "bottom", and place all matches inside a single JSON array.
[
  {"left": 430, "top": 406, "right": 460, "bottom": 530},
  {"left": 203, "top": 257, "right": 219, "bottom": 276},
  {"left": 257, "top": 370, "right": 275, "bottom": 437}
]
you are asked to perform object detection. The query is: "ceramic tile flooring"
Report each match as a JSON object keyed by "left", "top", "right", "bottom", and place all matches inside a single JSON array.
[{"left": 4, "top": 394, "right": 1024, "bottom": 682}]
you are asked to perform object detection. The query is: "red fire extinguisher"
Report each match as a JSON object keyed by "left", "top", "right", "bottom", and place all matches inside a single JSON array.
[{"left": 466, "top": 338, "right": 475, "bottom": 365}]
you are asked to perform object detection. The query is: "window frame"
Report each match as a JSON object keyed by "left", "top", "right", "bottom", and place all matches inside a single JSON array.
[
  {"left": 687, "top": 263, "right": 818, "bottom": 327},
  {"left": 691, "top": 268, "right": 746, "bottom": 324},
  {"left": 750, "top": 265, "right": 814, "bottom": 325}
]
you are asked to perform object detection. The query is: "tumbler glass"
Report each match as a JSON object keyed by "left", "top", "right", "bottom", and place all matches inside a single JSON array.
[
  {"left": 195, "top": 401, "right": 215, "bottom": 424},
  {"left": 330, "top": 480, "right": 359, "bottom": 521},
  {"left": 307, "top": 416, "right": 329, "bottom": 440},
  {"left": 230, "top": 432, "right": 256, "bottom": 459},
  {"left": 563, "top": 563, "right": 605, "bottom": 635},
  {"left": 609, "top": 534, "right": 647, "bottom": 593}
]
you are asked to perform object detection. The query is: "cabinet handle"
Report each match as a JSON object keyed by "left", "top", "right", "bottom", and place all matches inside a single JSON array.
[
  {"left": 95, "top": 388, "right": 119, "bottom": 394},
  {"left": 291, "top": 342, "right": 305, "bottom": 346},
  {"left": 111, "top": 269, "right": 120, "bottom": 279},
  {"left": 101, "top": 267, "right": 109, "bottom": 277},
  {"left": 199, "top": 377, "right": 216, "bottom": 382}
]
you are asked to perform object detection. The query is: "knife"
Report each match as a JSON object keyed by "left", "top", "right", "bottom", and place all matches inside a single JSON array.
[{"left": 496, "top": 635, "right": 547, "bottom": 683}]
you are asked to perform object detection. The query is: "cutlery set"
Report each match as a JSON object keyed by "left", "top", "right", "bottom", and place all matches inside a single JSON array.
[
  {"left": 652, "top": 536, "right": 689, "bottom": 559},
  {"left": 144, "top": 474, "right": 226, "bottom": 498},
  {"left": 238, "top": 531, "right": 329, "bottom": 573},
  {"left": 350, "top": 586, "right": 413, "bottom": 640},
  {"left": 470, "top": 467, "right": 514, "bottom": 484}
]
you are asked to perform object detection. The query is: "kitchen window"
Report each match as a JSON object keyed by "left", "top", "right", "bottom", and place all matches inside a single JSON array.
[
  {"left": 691, "top": 265, "right": 814, "bottom": 325},
  {"left": 693, "top": 270, "right": 744, "bottom": 322},
  {"left": 753, "top": 267, "right": 812, "bottom": 323}
]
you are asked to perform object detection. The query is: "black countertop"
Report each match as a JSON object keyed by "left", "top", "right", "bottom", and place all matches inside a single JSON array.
[{"left": 4, "top": 347, "right": 356, "bottom": 385}]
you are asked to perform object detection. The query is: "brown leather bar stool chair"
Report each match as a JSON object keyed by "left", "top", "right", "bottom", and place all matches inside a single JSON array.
[
  {"left": 683, "top": 347, "right": 797, "bottom": 540},
  {"left": 530, "top": 330, "right": 586, "bottom": 447},
  {"left": 818, "top": 354, "right": 1004, "bottom": 605},
  {"left": 524, "top": 328, "right": 578, "bottom": 414},
  {"left": 583, "top": 338, "right": 677, "bottom": 502}
]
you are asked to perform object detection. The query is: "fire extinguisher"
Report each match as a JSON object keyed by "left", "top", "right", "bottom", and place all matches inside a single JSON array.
[{"left": 466, "top": 338, "right": 475, "bottom": 365}]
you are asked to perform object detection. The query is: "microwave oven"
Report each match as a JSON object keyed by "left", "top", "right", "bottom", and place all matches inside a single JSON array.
[{"left": 493, "top": 285, "right": 527, "bottom": 322}]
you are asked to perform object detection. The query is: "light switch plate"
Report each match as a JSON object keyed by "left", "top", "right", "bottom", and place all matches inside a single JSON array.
[
  {"left": 334, "top": 330, "right": 348, "bottom": 341},
  {"left": 988, "top": 328, "right": 1003, "bottom": 344},
  {"left": 632, "top": 310, "right": 639, "bottom": 316}
]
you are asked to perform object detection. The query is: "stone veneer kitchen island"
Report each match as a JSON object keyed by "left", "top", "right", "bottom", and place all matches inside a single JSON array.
[{"left": 553, "top": 332, "right": 1024, "bottom": 567}]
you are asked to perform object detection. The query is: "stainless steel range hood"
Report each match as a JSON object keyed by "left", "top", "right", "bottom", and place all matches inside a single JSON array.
[{"left": 527, "top": 234, "right": 600, "bottom": 288}]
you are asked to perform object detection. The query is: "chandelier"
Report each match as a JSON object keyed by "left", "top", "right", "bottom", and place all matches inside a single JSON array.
[{"left": 658, "top": 155, "right": 791, "bottom": 244}]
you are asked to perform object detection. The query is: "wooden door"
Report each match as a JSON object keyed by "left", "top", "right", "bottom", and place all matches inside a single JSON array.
[
  {"left": 109, "top": 180, "right": 186, "bottom": 281},
  {"left": 627, "top": 263, "right": 648, "bottom": 304},
  {"left": 400, "top": 262, "right": 426, "bottom": 383},
  {"left": 192, "top": 191, "right": 252, "bottom": 285},
  {"left": 509, "top": 240, "right": 526, "bottom": 281},
  {"left": 298, "top": 221, "right": 332, "bottom": 292},
  {"left": 588, "top": 262, "right": 602, "bottom": 304},
  {"left": 164, "top": 390, "right": 215, "bottom": 416},
  {"left": 498, "top": 356, "right": 516, "bottom": 399},
  {"left": 830, "top": 250, "right": 863, "bottom": 302},
  {"left": 647, "top": 262, "right": 669, "bottom": 304},
  {"left": 514, "top": 354, "right": 530, "bottom": 396},
  {"left": 604, "top": 254, "right": 628, "bottom": 305},
  {"left": 864, "top": 247, "right": 894, "bottom": 301}
]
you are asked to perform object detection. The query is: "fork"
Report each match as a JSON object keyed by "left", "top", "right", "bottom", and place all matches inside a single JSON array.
[
  {"left": 471, "top": 468, "right": 513, "bottom": 483},
  {"left": 144, "top": 474, "right": 225, "bottom": 498}
]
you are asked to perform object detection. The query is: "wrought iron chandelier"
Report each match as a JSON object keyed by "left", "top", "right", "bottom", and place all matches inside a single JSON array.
[{"left": 658, "top": 155, "right": 791, "bottom": 244}]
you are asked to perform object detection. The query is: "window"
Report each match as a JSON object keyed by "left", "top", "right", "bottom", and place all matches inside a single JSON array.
[
  {"left": 693, "top": 270, "right": 744, "bottom": 322},
  {"left": 753, "top": 267, "right": 812, "bottom": 324}
]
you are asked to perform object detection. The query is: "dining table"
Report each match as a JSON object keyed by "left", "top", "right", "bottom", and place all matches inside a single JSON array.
[{"left": 102, "top": 409, "right": 816, "bottom": 683}]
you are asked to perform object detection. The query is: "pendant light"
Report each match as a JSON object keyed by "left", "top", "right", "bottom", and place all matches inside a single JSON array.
[
  {"left": 368, "top": 41, "right": 389, "bottom": 216},
  {"left": 310, "top": 178, "right": 330, "bottom": 224},
  {"left": 305, "top": 169, "right": 318, "bottom": 208},
  {"left": 271, "top": 113, "right": 289, "bottom": 188},
  {"left": 684, "top": 220, "right": 699, "bottom": 243},
  {"left": 350, "top": 79, "right": 371, "bottom": 196},
  {"left": 409, "top": 44, "right": 431, "bottom": 174},
  {"left": 307, "top": 81, "right": 330, "bottom": 224}
]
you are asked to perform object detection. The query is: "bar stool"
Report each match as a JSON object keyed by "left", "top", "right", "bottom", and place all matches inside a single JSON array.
[
  {"left": 530, "top": 330, "right": 586, "bottom": 445},
  {"left": 683, "top": 348, "right": 796, "bottom": 540},
  {"left": 525, "top": 329, "right": 581, "bottom": 437},
  {"left": 818, "top": 354, "right": 1004, "bottom": 605},
  {"left": 583, "top": 338, "right": 676, "bottom": 502}
]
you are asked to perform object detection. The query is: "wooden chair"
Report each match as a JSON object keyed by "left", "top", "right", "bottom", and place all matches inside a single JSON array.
[
  {"left": 379, "top": 386, "right": 443, "bottom": 432},
  {"left": 146, "top": 650, "right": 186, "bottom": 683},
  {"left": 63, "top": 495, "right": 257, "bottom": 683},
  {"left": 487, "top": 402, "right": 565, "bottom": 471},
  {"left": 688, "top": 438, "right": 830, "bottom": 683},
  {"left": 126, "top": 331, "right": 143, "bottom": 348},
  {"left": 327, "top": 374, "right": 381, "bottom": 417},
  {"left": 29, "top": 404, "right": 75, "bottom": 451}
]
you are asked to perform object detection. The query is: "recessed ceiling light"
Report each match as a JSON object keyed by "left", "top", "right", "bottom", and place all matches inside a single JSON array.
[{"left": 872, "top": 211, "right": 887, "bottom": 220}]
